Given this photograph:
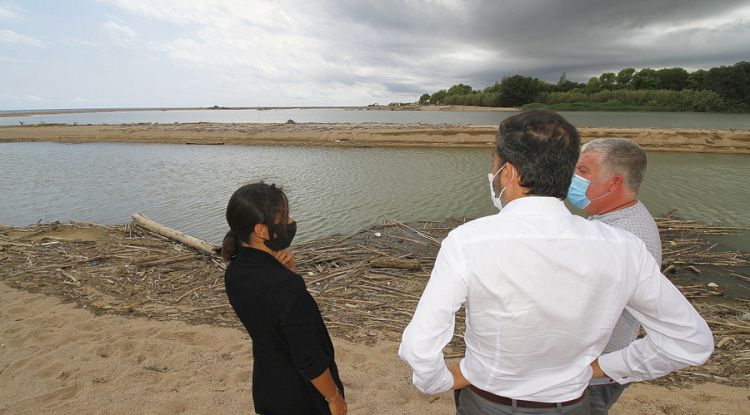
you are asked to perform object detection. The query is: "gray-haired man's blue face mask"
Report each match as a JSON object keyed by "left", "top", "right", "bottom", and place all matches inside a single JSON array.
[{"left": 567, "top": 174, "right": 612, "bottom": 209}]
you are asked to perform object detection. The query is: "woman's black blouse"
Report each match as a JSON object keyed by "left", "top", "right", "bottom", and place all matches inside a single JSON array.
[{"left": 224, "top": 246, "right": 343, "bottom": 415}]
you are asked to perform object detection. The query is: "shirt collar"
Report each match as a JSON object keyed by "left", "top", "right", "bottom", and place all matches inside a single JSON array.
[
  {"left": 588, "top": 200, "right": 642, "bottom": 221},
  {"left": 236, "top": 245, "right": 277, "bottom": 263},
  {"left": 499, "top": 196, "right": 571, "bottom": 216}
]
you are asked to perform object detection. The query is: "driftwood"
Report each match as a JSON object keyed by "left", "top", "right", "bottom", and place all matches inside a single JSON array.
[
  {"left": 132, "top": 213, "right": 219, "bottom": 256},
  {"left": 714, "top": 329, "right": 750, "bottom": 336},
  {"left": 136, "top": 253, "right": 198, "bottom": 268},
  {"left": 369, "top": 257, "right": 421, "bottom": 270}
]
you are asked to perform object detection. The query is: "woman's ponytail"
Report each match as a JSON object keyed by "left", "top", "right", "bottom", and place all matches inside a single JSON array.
[{"left": 221, "top": 230, "right": 240, "bottom": 261}]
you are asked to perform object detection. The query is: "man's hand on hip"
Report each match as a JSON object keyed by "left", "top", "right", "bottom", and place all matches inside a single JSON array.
[
  {"left": 450, "top": 364, "right": 470, "bottom": 390},
  {"left": 591, "top": 358, "right": 607, "bottom": 378}
]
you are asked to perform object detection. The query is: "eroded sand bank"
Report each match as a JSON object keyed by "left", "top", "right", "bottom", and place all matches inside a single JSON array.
[{"left": 2, "top": 123, "right": 749, "bottom": 153}]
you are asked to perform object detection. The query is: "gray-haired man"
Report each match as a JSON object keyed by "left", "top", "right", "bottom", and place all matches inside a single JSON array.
[{"left": 567, "top": 137, "right": 661, "bottom": 414}]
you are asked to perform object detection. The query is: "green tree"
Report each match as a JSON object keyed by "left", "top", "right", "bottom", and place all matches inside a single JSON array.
[
  {"left": 555, "top": 72, "right": 582, "bottom": 92},
  {"left": 686, "top": 69, "right": 707, "bottom": 90},
  {"left": 483, "top": 82, "right": 501, "bottom": 94},
  {"left": 586, "top": 77, "right": 602, "bottom": 93},
  {"left": 631, "top": 68, "right": 658, "bottom": 90},
  {"left": 429, "top": 89, "right": 447, "bottom": 105},
  {"left": 704, "top": 61, "right": 750, "bottom": 108},
  {"left": 599, "top": 72, "right": 616, "bottom": 89},
  {"left": 446, "top": 83, "right": 474, "bottom": 96},
  {"left": 498, "top": 75, "right": 544, "bottom": 106},
  {"left": 655, "top": 67, "right": 689, "bottom": 90},
  {"left": 419, "top": 93, "right": 430, "bottom": 104},
  {"left": 537, "top": 89, "right": 726, "bottom": 112},
  {"left": 616, "top": 68, "right": 635, "bottom": 87}
]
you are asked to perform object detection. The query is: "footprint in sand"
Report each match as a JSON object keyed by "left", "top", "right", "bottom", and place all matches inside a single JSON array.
[
  {"left": 91, "top": 344, "right": 112, "bottom": 358},
  {"left": 35, "top": 360, "right": 68, "bottom": 378},
  {"left": 74, "top": 318, "right": 106, "bottom": 333}
]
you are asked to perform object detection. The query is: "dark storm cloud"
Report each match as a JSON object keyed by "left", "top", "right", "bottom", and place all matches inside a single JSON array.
[{"left": 317, "top": 0, "right": 750, "bottom": 92}]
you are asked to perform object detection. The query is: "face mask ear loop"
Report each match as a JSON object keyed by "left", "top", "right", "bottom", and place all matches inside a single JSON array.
[
  {"left": 491, "top": 163, "right": 506, "bottom": 197},
  {"left": 498, "top": 164, "right": 516, "bottom": 200},
  {"left": 590, "top": 175, "right": 615, "bottom": 202}
]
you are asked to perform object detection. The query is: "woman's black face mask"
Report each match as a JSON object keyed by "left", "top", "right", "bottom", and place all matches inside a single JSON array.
[{"left": 264, "top": 221, "right": 297, "bottom": 251}]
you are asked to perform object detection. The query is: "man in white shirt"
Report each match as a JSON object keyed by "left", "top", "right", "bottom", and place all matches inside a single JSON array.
[
  {"left": 568, "top": 138, "right": 662, "bottom": 414},
  {"left": 399, "top": 110, "right": 713, "bottom": 415}
]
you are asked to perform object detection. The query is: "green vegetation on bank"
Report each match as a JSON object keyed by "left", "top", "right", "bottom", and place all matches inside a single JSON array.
[{"left": 419, "top": 61, "right": 750, "bottom": 112}]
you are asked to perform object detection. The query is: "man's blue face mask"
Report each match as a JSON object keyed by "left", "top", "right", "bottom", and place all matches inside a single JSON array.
[
  {"left": 567, "top": 174, "right": 612, "bottom": 209},
  {"left": 567, "top": 174, "right": 592, "bottom": 209}
]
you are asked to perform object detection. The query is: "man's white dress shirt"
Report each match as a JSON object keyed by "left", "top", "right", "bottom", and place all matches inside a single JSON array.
[{"left": 399, "top": 196, "right": 713, "bottom": 402}]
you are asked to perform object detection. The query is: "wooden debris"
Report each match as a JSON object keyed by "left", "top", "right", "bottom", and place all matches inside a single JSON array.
[
  {"left": 136, "top": 253, "right": 198, "bottom": 268},
  {"left": 716, "top": 336, "right": 737, "bottom": 348},
  {"left": 369, "top": 257, "right": 421, "bottom": 270},
  {"left": 132, "top": 213, "right": 219, "bottom": 255}
]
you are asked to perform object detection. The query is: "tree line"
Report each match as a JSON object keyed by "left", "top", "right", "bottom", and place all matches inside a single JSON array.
[{"left": 419, "top": 61, "right": 750, "bottom": 112}]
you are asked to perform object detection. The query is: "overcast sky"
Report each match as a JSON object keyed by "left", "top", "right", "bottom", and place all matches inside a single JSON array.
[{"left": 2, "top": 0, "right": 749, "bottom": 109}]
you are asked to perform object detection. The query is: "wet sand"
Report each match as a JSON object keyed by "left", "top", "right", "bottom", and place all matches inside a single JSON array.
[{"left": 1, "top": 123, "right": 749, "bottom": 153}]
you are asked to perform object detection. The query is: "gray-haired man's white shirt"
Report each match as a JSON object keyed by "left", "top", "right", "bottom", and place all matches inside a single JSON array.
[{"left": 589, "top": 200, "right": 662, "bottom": 385}]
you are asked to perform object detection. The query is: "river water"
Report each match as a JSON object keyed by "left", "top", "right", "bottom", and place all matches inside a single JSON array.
[
  {"left": 2, "top": 142, "right": 747, "bottom": 246},
  {"left": 3, "top": 108, "right": 750, "bottom": 129}
]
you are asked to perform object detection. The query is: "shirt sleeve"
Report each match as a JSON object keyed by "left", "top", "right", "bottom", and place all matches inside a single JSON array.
[
  {"left": 277, "top": 277, "right": 330, "bottom": 381},
  {"left": 398, "top": 233, "right": 468, "bottom": 395},
  {"left": 598, "top": 240, "right": 714, "bottom": 384}
]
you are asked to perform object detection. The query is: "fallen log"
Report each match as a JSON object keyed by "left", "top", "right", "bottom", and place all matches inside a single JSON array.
[
  {"left": 369, "top": 257, "right": 421, "bottom": 270},
  {"left": 132, "top": 213, "right": 219, "bottom": 256},
  {"left": 136, "top": 253, "right": 198, "bottom": 268}
]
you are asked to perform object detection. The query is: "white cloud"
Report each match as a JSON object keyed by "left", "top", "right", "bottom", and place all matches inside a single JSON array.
[
  {"left": 0, "top": 2, "right": 21, "bottom": 19},
  {"left": 23, "top": 94, "right": 50, "bottom": 102},
  {"left": 1, "top": 92, "right": 50, "bottom": 102},
  {"left": 100, "top": 0, "right": 431, "bottom": 104},
  {"left": 101, "top": 0, "right": 301, "bottom": 28},
  {"left": 0, "top": 29, "right": 44, "bottom": 47},
  {"left": 60, "top": 37, "right": 100, "bottom": 48},
  {"left": 102, "top": 19, "right": 137, "bottom": 47}
]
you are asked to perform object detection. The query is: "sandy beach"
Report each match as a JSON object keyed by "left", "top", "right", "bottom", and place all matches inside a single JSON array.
[
  {"left": 1, "top": 219, "right": 749, "bottom": 414},
  {"left": 1, "top": 123, "right": 749, "bottom": 153},
  {"left": 2, "top": 282, "right": 749, "bottom": 415}
]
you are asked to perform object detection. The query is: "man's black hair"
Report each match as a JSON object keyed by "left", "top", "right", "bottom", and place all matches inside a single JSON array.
[{"left": 495, "top": 110, "right": 580, "bottom": 199}]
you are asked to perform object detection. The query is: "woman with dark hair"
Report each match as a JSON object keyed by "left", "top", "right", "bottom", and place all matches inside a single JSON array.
[{"left": 222, "top": 182, "right": 346, "bottom": 415}]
